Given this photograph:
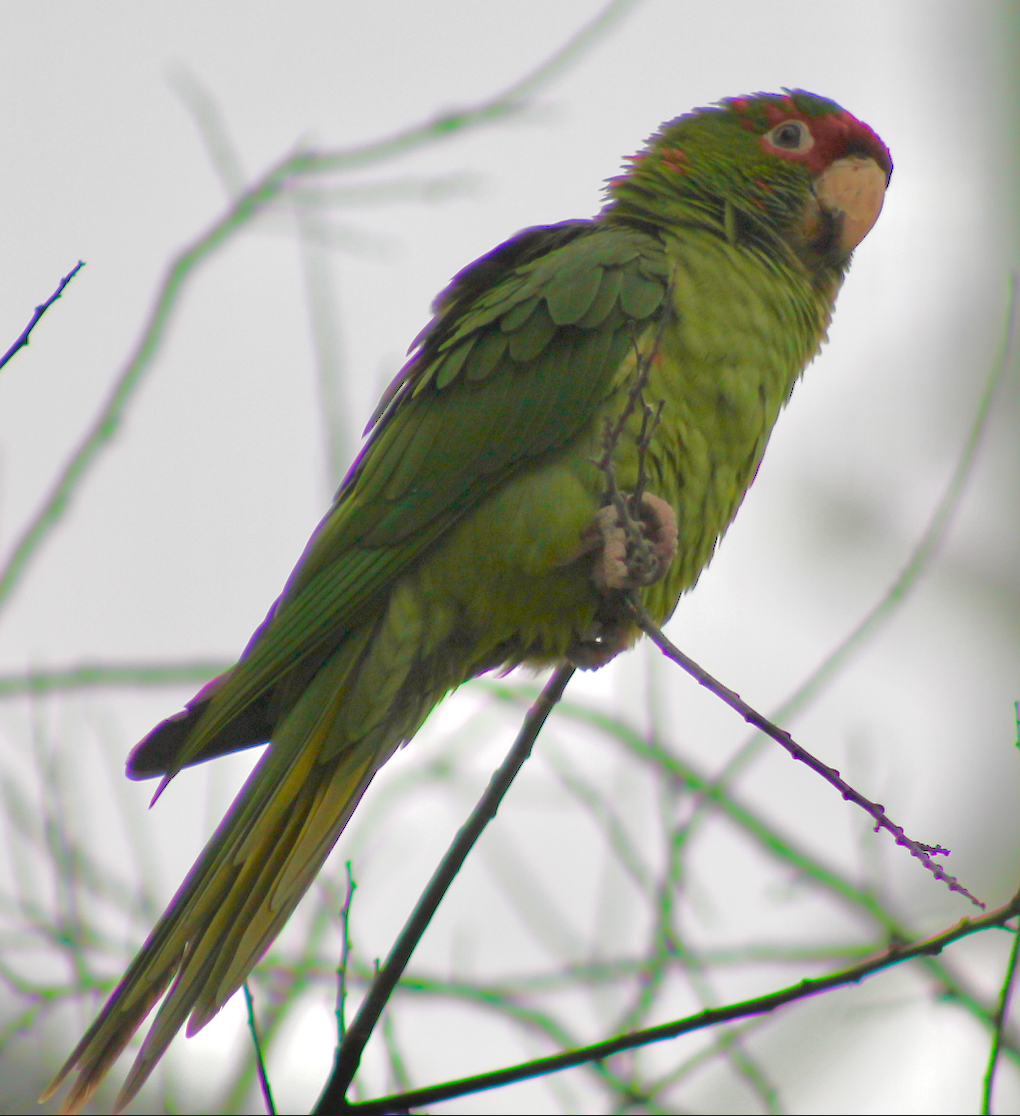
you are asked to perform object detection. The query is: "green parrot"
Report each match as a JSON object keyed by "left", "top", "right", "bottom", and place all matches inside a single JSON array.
[{"left": 45, "top": 89, "right": 890, "bottom": 1113}]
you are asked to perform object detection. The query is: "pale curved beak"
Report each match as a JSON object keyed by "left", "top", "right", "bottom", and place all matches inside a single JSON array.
[{"left": 813, "top": 155, "right": 887, "bottom": 253}]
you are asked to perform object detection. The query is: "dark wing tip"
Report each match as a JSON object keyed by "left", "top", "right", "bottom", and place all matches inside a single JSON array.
[
  {"left": 127, "top": 697, "right": 274, "bottom": 780},
  {"left": 127, "top": 709, "right": 198, "bottom": 780}
]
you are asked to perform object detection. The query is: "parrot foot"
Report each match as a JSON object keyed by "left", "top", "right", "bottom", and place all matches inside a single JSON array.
[
  {"left": 566, "top": 493, "right": 678, "bottom": 670},
  {"left": 590, "top": 492, "right": 677, "bottom": 591}
]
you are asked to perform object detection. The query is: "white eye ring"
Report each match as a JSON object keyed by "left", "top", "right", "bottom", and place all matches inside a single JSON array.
[{"left": 764, "top": 120, "right": 815, "bottom": 153}]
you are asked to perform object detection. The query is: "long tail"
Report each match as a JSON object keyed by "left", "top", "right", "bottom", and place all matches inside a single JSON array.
[{"left": 43, "top": 581, "right": 448, "bottom": 1114}]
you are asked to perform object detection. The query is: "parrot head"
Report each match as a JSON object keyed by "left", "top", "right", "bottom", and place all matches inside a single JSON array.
[{"left": 604, "top": 89, "right": 891, "bottom": 273}]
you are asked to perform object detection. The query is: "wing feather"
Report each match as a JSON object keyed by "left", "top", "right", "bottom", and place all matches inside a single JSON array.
[
  {"left": 498, "top": 294, "right": 541, "bottom": 333},
  {"left": 431, "top": 336, "right": 476, "bottom": 390},
  {"left": 506, "top": 301, "right": 557, "bottom": 362},
  {"left": 545, "top": 261, "right": 603, "bottom": 324},
  {"left": 167, "top": 222, "right": 668, "bottom": 774},
  {"left": 620, "top": 270, "right": 667, "bottom": 319},
  {"left": 463, "top": 330, "right": 509, "bottom": 382},
  {"left": 575, "top": 265, "right": 624, "bottom": 328}
]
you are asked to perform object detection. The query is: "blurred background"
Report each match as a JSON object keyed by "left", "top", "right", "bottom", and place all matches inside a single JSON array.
[{"left": 0, "top": 1, "right": 1017, "bottom": 1112}]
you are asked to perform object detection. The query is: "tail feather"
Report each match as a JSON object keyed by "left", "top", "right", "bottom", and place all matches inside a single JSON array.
[
  {"left": 45, "top": 573, "right": 455, "bottom": 1114},
  {"left": 45, "top": 627, "right": 392, "bottom": 1114},
  {"left": 215, "top": 749, "right": 378, "bottom": 1007}
]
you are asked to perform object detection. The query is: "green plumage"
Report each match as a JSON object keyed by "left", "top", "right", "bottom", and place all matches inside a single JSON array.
[{"left": 46, "top": 90, "right": 891, "bottom": 1114}]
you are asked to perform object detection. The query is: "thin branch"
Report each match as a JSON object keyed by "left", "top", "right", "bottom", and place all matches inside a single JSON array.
[
  {"left": 313, "top": 663, "right": 575, "bottom": 1114},
  {"left": 482, "top": 679, "right": 897, "bottom": 922},
  {"left": 344, "top": 893, "right": 1020, "bottom": 1114},
  {"left": 0, "top": 261, "right": 85, "bottom": 374},
  {"left": 301, "top": 0, "right": 643, "bottom": 179},
  {"left": 356, "top": 966, "right": 647, "bottom": 1106},
  {"left": 336, "top": 862, "right": 356, "bottom": 1044},
  {"left": 244, "top": 982, "right": 277, "bottom": 1116},
  {"left": 624, "top": 275, "right": 1017, "bottom": 914},
  {"left": 628, "top": 596, "right": 985, "bottom": 909},
  {"left": 0, "top": 660, "right": 227, "bottom": 698},
  {"left": 168, "top": 67, "right": 247, "bottom": 198},
  {"left": 291, "top": 175, "right": 479, "bottom": 210},
  {"left": 294, "top": 199, "right": 351, "bottom": 490},
  {"left": 982, "top": 913, "right": 1020, "bottom": 1114}
]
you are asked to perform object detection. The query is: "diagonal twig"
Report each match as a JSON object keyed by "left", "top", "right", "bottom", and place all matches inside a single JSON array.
[
  {"left": 243, "top": 982, "right": 277, "bottom": 1115},
  {"left": 0, "top": 261, "right": 85, "bottom": 375},
  {"left": 335, "top": 861, "right": 357, "bottom": 1045},
  {"left": 628, "top": 595, "right": 985, "bottom": 909},
  {"left": 983, "top": 889, "right": 1020, "bottom": 1114}
]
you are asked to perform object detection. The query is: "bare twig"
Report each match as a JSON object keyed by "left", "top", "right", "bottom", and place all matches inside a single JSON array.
[
  {"left": 628, "top": 595, "right": 985, "bottom": 909},
  {"left": 243, "top": 983, "right": 277, "bottom": 1116},
  {"left": 313, "top": 663, "right": 575, "bottom": 1114},
  {"left": 336, "top": 862, "right": 356, "bottom": 1044},
  {"left": 587, "top": 284, "right": 989, "bottom": 910},
  {"left": 983, "top": 904, "right": 1020, "bottom": 1113},
  {"left": 343, "top": 892, "right": 1020, "bottom": 1114},
  {"left": 0, "top": 660, "right": 227, "bottom": 698},
  {"left": 294, "top": 200, "right": 351, "bottom": 490},
  {"left": 0, "top": 261, "right": 85, "bottom": 374},
  {"left": 168, "top": 67, "right": 247, "bottom": 198}
]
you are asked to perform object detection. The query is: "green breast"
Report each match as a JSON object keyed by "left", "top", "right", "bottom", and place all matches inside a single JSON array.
[{"left": 595, "top": 228, "right": 836, "bottom": 626}]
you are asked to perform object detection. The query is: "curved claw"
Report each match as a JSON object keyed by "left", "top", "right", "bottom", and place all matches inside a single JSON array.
[
  {"left": 591, "top": 492, "right": 678, "bottom": 591},
  {"left": 567, "top": 493, "right": 678, "bottom": 670}
]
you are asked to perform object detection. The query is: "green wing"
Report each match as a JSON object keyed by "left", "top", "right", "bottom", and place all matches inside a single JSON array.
[{"left": 171, "top": 220, "right": 668, "bottom": 769}]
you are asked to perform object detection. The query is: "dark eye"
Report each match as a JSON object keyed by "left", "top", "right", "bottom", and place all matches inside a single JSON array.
[{"left": 765, "top": 120, "right": 814, "bottom": 153}]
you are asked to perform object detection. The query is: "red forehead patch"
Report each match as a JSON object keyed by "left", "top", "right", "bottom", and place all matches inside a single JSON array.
[{"left": 758, "top": 101, "right": 892, "bottom": 182}]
